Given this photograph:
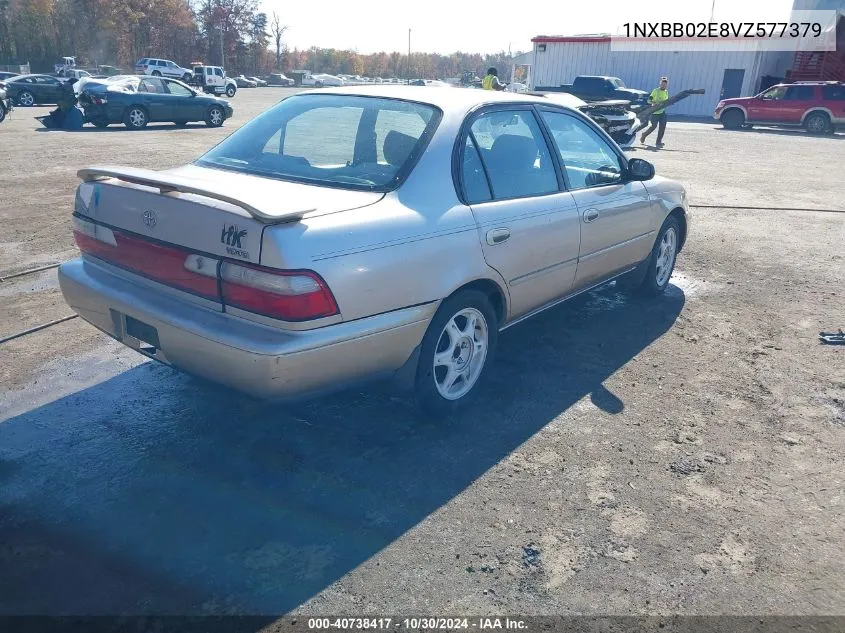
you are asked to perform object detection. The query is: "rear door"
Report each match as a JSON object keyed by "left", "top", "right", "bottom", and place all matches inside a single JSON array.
[
  {"left": 137, "top": 77, "right": 169, "bottom": 120},
  {"left": 460, "top": 106, "right": 581, "bottom": 320},
  {"left": 538, "top": 107, "right": 657, "bottom": 289},
  {"left": 36, "top": 75, "right": 64, "bottom": 102},
  {"left": 783, "top": 84, "right": 817, "bottom": 124}
]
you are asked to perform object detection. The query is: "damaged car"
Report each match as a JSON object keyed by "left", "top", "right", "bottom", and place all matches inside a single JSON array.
[
  {"left": 532, "top": 91, "right": 639, "bottom": 148},
  {"left": 78, "top": 75, "right": 232, "bottom": 129}
]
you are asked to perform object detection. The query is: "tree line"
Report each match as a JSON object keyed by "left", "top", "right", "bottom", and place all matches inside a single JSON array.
[{"left": 0, "top": 0, "right": 520, "bottom": 79}]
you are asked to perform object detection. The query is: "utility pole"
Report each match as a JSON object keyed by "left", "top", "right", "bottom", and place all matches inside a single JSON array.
[
  {"left": 219, "top": 25, "right": 225, "bottom": 69},
  {"left": 407, "top": 29, "right": 411, "bottom": 84}
]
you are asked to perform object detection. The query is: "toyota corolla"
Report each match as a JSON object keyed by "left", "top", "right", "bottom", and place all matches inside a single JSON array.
[{"left": 59, "top": 86, "right": 689, "bottom": 412}]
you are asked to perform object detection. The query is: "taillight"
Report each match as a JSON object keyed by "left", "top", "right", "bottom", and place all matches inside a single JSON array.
[
  {"left": 220, "top": 262, "right": 338, "bottom": 321},
  {"left": 73, "top": 217, "right": 220, "bottom": 300}
]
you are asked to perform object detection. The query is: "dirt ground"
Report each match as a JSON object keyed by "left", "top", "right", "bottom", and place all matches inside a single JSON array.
[{"left": 0, "top": 89, "right": 844, "bottom": 619}]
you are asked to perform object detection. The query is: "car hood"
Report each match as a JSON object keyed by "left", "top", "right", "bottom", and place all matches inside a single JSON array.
[
  {"left": 719, "top": 97, "right": 752, "bottom": 105},
  {"left": 617, "top": 88, "right": 648, "bottom": 99}
]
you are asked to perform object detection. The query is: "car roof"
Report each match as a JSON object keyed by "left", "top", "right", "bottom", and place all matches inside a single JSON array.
[{"left": 311, "top": 85, "right": 569, "bottom": 112}]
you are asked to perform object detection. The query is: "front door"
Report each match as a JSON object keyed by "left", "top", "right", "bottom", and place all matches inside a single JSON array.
[
  {"left": 747, "top": 85, "right": 787, "bottom": 121},
  {"left": 538, "top": 108, "right": 658, "bottom": 289},
  {"left": 720, "top": 69, "right": 745, "bottom": 100},
  {"left": 162, "top": 79, "right": 203, "bottom": 119},
  {"left": 460, "top": 107, "right": 581, "bottom": 320}
]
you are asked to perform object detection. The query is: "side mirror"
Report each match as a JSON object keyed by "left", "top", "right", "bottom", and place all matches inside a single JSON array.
[{"left": 627, "top": 158, "right": 655, "bottom": 181}]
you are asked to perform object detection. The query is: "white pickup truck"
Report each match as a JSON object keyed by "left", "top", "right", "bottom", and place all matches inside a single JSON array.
[{"left": 301, "top": 73, "right": 344, "bottom": 87}]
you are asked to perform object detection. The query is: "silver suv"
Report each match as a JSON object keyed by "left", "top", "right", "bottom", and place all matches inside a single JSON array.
[{"left": 135, "top": 58, "right": 192, "bottom": 82}]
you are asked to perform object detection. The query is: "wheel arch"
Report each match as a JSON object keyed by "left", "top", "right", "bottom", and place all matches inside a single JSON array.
[
  {"left": 800, "top": 107, "right": 833, "bottom": 124},
  {"left": 720, "top": 105, "right": 746, "bottom": 120},
  {"left": 668, "top": 207, "right": 688, "bottom": 252},
  {"left": 445, "top": 278, "right": 508, "bottom": 328}
]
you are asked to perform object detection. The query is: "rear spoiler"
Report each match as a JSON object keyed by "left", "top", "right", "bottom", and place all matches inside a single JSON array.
[{"left": 78, "top": 166, "right": 315, "bottom": 224}]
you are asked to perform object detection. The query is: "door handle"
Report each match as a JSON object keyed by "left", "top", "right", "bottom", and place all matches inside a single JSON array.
[
  {"left": 583, "top": 208, "right": 600, "bottom": 223},
  {"left": 486, "top": 228, "right": 511, "bottom": 245}
]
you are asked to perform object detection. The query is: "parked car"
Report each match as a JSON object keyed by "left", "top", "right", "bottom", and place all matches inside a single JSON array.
[
  {"left": 714, "top": 81, "right": 844, "bottom": 134},
  {"left": 0, "top": 80, "right": 12, "bottom": 124},
  {"left": 59, "top": 86, "right": 688, "bottom": 412},
  {"left": 301, "top": 73, "right": 344, "bottom": 87},
  {"left": 248, "top": 76, "right": 267, "bottom": 87},
  {"left": 542, "top": 76, "right": 649, "bottom": 106},
  {"left": 54, "top": 56, "right": 77, "bottom": 77},
  {"left": 64, "top": 69, "right": 92, "bottom": 80},
  {"left": 235, "top": 75, "right": 257, "bottom": 88},
  {"left": 4, "top": 74, "right": 68, "bottom": 106},
  {"left": 266, "top": 73, "right": 294, "bottom": 86},
  {"left": 78, "top": 75, "right": 232, "bottom": 129},
  {"left": 135, "top": 58, "right": 194, "bottom": 82}
]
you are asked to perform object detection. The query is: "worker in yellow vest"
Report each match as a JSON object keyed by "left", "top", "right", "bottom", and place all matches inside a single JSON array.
[
  {"left": 640, "top": 76, "right": 670, "bottom": 147},
  {"left": 481, "top": 67, "right": 506, "bottom": 91}
]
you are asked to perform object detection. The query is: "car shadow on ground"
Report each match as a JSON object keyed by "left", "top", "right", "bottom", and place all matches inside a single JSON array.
[
  {"left": 715, "top": 127, "right": 845, "bottom": 140},
  {"left": 0, "top": 283, "right": 684, "bottom": 617},
  {"left": 34, "top": 123, "right": 212, "bottom": 133}
]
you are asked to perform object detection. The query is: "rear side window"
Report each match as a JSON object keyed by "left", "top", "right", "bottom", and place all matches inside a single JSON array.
[
  {"left": 785, "top": 85, "right": 814, "bottom": 100},
  {"left": 468, "top": 110, "right": 558, "bottom": 200},
  {"left": 198, "top": 94, "right": 441, "bottom": 192},
  {"left": 822, "top": 85, "right": 845, "bottom": 100}
]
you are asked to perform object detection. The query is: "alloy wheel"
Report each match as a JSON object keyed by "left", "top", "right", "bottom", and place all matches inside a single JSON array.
[
  {"left": 655, "top": 227, "right": 677, "bottom": 287},
  {"left": 432, "top": 307, "right": 489, "bottom": 401}
]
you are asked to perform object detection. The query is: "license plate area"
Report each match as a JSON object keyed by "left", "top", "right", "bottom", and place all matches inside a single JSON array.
[{"left": 122, "top": 314, "right": 165, "bottom": 359}]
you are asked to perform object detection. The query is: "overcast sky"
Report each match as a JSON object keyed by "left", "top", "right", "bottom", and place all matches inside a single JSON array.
[{"left": 259, "top": 0, "right": 797, "bottom": 54}]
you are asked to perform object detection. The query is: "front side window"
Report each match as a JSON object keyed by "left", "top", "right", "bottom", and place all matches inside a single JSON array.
[
  {"left": 214, "top": 68, "right": 224, "bottom": 77},
  {"left": 198, "top": 95, "right": 440, "bottom": 191},
  {"left": 165, "top": 80, "right": 192, "bottom": 96},
  {"left": 541, "top": 110, "right": 624, "bottom": 190},
  {"left": 761, "top": 86, "right": 787, "bottom": 100},
  {"left": 468, "top": 109, "right": 557, "bottom": 200},
  {"left": 166, "top": 61, "right": 177, "bottom": 68}
]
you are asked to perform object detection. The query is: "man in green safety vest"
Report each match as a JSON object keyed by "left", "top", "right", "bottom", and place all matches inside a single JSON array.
[
  {"left": 481, "top": 67, "right": 506, "bottom": 91},
  {"left": 640, "top": 76, "right": 670, "bottom": 147}
]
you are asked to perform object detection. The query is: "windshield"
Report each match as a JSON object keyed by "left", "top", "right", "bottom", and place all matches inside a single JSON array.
[{"left": 197, "top": 94, "right": 442, "bottom": 192}]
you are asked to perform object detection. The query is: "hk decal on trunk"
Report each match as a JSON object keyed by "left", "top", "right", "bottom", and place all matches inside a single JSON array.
[{"left": 221, "top": 224, "right": 249, "bottom": 259}]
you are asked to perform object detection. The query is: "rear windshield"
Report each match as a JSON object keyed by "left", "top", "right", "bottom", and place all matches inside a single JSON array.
[{"left": 197, "top": 94, "right": 442, "bottom": 192}]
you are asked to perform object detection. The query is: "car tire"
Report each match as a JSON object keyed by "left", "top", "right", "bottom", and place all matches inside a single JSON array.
[
  {"left": 123, "top": 106, "right": 148, "bottom": 129},
  {"left": 225, "top": 85, "right": 236, "bottom": 97},
  {"left": 414, "top": 289, "right": 498, "bottom": 415},
  {"left": 17, "top": 90, "right": 35, "bottom": 107},
  {"left": 315, "top": 81, "right": 324, "bottom": 88},
  {"left": 182, "top": 73, "right": 192, "bottom": 82},
  {"left": 804, "top": 112, "right": 831, "bottom": 135},
  {"left": 205, "top": 106, "right": 225, "bottom": 128},
  {"left": 151, "top": 70, "right": 161, "bottom": 77},
  {"left": 720, "top": 109, "right": 744, "bottom": 130},
  {"left": 632, "top": 215, "right": 681, "bottom": 297},
  {"left": 0, "top": 106, "right": 5, "bottom": 124}
]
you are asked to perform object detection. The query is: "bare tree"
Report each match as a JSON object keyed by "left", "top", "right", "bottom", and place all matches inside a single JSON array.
[{"left": 270, "top": 12, "right": 287, "bottom": 70}]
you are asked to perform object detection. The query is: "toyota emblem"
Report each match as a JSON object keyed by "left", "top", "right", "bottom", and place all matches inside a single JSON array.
[{"left": 142, "top": 210, "right": 157, "bottom": 228}]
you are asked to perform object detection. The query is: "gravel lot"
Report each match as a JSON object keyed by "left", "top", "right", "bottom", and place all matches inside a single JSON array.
[{"left": 0, "top": 88, "right": 843, "bottom": 619}]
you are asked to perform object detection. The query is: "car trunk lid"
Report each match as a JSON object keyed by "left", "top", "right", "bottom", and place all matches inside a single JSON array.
[{"left": 73, "top": 165, "right": 381, "bottom": 320}]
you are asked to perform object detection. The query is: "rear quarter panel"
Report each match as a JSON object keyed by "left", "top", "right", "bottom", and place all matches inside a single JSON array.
[{"left": 259, "top": 110, "right": 509, "bottom": 323}]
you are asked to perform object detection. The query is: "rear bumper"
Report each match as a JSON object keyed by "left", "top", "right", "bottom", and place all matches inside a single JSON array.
[{"left": 59, "top": 257, "right": 436, "bottom": 399}]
